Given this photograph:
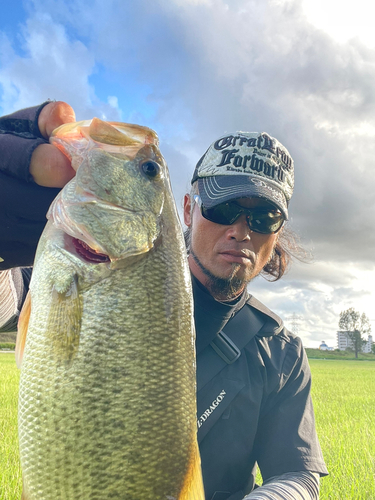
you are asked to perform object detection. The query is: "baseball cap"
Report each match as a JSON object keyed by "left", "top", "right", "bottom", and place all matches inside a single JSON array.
[{"left": 191, "top": 132, "right": 294, "bottom": 219}]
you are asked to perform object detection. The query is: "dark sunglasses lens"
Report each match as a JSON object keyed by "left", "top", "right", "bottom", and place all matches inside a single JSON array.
[
  {"left": 247, "top": 211, "right": 284, "bottom": 234},
  {"left": 200, "top": 202, "right": 284, "bottom": 234},
  {"left": 202, "top": 203, "right": 240, "bottom": 225}
]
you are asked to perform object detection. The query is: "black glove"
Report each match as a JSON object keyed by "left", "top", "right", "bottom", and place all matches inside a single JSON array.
[{"left": 0, "top": 103, "right": 60, "bottom": 269}]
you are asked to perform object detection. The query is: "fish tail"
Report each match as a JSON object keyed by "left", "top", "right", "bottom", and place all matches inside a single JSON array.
[{"left": 179, "top": 440, "right": 205, "bottom": 500}]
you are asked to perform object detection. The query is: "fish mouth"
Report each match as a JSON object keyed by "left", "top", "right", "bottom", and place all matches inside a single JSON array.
[{"left": 72, "top": 238, "right": 110, "bottom": 263}]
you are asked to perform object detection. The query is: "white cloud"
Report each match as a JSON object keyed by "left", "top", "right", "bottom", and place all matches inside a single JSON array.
[
  {"left": 0, "top": 12, "right": 121, "bottom": 121},
  {"left": 301, "top": 0, "right": 375, "bottom": 47},
  {"left": 249, "top": 260, "right": 375, "bottom": 348}
]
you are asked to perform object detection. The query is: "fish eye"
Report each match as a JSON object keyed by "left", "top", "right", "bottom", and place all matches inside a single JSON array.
[{"left": 141, "top": 161, "right": 160, "bottom": 179}]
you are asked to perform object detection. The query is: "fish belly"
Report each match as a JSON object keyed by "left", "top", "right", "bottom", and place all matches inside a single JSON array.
[{"left": 18, "top": 252, "right": 197, "bottom": 500}]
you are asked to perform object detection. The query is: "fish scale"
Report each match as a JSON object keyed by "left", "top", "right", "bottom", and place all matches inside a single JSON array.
[{"left": 17, "top": 119, "right": 204, "bottom": 500}]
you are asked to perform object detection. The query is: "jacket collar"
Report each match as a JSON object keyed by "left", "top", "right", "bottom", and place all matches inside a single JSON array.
[
  {"left": 192, "top": 274, "right": 249, "bottom": 354},
  {"left": 192, "top": 274, "right": 284, "bottom": 354}
]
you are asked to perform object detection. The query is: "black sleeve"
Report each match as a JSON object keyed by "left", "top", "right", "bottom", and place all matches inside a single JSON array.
[
  {"left": 254, "top": 336, "right": 328, "bottom": 481},
  {"left": 0, "top": 103, "right": 61, "bottom": 270}
]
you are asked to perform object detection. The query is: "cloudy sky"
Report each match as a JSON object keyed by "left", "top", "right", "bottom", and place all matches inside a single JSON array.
[{"left": 1, "top": 0, "right": 374, "bottom": 347}]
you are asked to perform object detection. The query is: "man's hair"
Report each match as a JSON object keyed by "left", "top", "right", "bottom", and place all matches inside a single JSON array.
[{"left": 184, "top": 182, "right": 308, "bottom": 282}]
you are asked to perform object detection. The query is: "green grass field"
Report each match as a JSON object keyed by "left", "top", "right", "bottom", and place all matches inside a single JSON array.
[
  {"left": 309, "top": 360, "right": 375, "bottom": 499},
  {"left": 1, "top": 355, "right": 374, "bottom": 499},
  {"left": 0, "top": 354, "right": 21, "bottom": 500}
]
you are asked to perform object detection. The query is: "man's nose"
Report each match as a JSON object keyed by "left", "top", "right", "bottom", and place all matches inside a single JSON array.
[{"left": 225, "top": 214, "right": 251, "bottom": 241}]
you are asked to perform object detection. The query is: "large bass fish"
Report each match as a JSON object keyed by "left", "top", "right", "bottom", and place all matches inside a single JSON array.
[{"left": 16, "top": 118, "right": 204, "bottom": 500}]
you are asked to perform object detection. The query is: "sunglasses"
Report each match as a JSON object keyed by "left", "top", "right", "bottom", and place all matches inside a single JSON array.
[{"left": 194, "top": 196, "right": 285, "bottom": 234}]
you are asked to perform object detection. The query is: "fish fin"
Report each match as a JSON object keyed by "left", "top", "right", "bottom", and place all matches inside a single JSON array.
[
  {"left": 21, "top": 476, "right": 32, "bottom": 500},
  {"left": 21, "top": 486, "right": 30, "bottom": 500},
  {"left": 15, "top": 292, "right": 32, "bottom": 369},
  {"left": 179, "top": 440, "right": 205, "bottom": 500},
  {"left": 48, "top": 275, "right": 82, "bottom": 365},
  {"left": 89, "top": 118, "right": 141, "bottom": 146}
]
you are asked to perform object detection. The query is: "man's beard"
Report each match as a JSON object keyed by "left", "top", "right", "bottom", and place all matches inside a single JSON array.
[{"left": 191, "top": 250, "right": 247, "bottom": 301}]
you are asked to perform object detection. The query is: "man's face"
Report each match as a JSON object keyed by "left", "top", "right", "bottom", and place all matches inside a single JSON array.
[{"left": 183, "top": 194, "right": 279, "bottom": 300}]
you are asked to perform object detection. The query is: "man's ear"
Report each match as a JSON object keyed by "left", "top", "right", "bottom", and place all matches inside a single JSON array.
[{"left": 183, "top": 194, "right": 192, "bottom": 226}]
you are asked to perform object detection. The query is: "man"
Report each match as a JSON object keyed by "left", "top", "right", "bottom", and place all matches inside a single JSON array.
[{"left": 0, "top": 101, "right": 328, "bottom": 499}]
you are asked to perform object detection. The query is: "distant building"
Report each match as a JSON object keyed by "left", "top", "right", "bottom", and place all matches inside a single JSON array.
[
  {"left": 319, "top": 341, "right": 333, "bottom": 351},
  {"left": 363, "top": 335, "right": 373, "bottom": 354},
  {"left": 337, "top": 331, "right": 373, "bottom": 353},
  {"left": 337, "top": 331, "right": 351, "bottom": 351}
]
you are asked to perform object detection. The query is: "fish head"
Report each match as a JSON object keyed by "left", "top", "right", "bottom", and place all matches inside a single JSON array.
[
  {"left": 76, "top": 142, "right": 166, "bottom": 219},
  {"left": 48, "top": 119, "right": 171, "bottom": 267}
]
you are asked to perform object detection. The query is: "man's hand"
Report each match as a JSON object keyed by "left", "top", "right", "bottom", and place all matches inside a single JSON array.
[{"left": 29, "top": 101, "right": 76, "bottom": 188}]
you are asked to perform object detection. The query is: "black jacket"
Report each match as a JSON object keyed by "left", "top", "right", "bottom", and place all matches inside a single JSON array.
[{"left": 193, "top": 276, "right": 328, "bottom": 500}]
